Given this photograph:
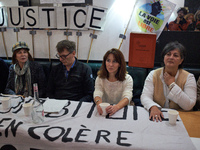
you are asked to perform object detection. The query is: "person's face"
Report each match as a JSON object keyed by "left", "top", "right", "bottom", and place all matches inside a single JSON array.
[
  {"left": 105, "top": 54, "right": 120, "bottom": 75},
  {"left": 15, "top": 49, "right": 29, "bottom": 64},
  {"left": 187, "top": 15, "right": 194, "bottom": 23},
  {"left": 58, "top": 48, "right": 75, "bottom": 67},
  {"left": 164, "top": 49, "right": 183, "bottom": 69},
  {"left": 178, "top": 11, "right": 185, "bottom": 18}
]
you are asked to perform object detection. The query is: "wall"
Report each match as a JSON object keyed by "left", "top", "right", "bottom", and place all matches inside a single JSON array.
[{"left": 0, "top": 0, "right": 184, "bottom": 61}]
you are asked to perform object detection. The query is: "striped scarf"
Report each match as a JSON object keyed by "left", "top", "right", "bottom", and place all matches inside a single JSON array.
[{"left": 14, "top": 61, "right": 32, "bottom": 97}]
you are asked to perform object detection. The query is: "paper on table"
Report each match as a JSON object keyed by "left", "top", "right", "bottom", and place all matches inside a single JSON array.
[{"left": 43, "top": 98, "right": 69, "bottom": 113}]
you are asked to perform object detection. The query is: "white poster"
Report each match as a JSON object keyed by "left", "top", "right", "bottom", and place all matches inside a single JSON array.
[
  {"left": 0, "top": 7, "right": 7, "bottom": 27},
  {"left": 39, "top": 7, "right": 56, "bottom": 29},
  {"left": 86, "top": 6, "right": 107, "bottom": 31},
  {"left": 40, "top": 0, "right": 85, "bottom": 4},
  {"left": 130, "top": 0, "right": 176, "bottom": 39},
  {"left": 7, "top": 7, "right": 24, "bottom": 28},
  {"left": 56, "top": 7, "right": 69, "bottom": 29},
  {"left": 69, "top": 6, "right": 88, "bottom": 30},
  {"left": 23, "top": 7, "right": 39, "bottom": 28}
]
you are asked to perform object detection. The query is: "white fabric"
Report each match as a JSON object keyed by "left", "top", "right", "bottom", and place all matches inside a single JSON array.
[
  {"left": 0, "top": 97, "right": 197, "bottom": 150},
  {"left": 141, "top": 69, "right": 197, "bottom": 111},
  {"left": 93, "top": 74, "right": 133, "bottom": 104}
]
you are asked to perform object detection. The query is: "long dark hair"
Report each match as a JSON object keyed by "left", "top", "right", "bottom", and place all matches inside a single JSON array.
[{"left": 98, "top": 48, "right": 127, "bottom": 81}]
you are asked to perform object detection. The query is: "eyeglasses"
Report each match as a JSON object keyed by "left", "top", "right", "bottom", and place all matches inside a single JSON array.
[{"left": 56, "top": 52, "right": 72, "bottom": 59}]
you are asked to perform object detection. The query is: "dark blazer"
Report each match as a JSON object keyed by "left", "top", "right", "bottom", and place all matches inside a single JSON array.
[
  {"left": 4, "top": 61, "right": 46, "bottom": 97},
  {"left": 0, "top": 58, "right": 9, "bottom": 93}
]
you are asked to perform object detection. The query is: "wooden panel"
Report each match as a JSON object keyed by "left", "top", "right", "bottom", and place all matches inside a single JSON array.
[{"left": 179, "top": 111, "right": 200, "bottom": 138}]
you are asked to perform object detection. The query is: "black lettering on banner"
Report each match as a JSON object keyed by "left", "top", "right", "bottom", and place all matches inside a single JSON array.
[
  {"left": 62, "top": 128, "right": 73, "bottom": 142},
  {"left": 64, "top": 8, "right": 67, "bottom": 27},
  {"left": 45, "top": 101, "right": 71, "bottom": 118},
  {"left": 90, "top": 8, "right": 104, "bottom": 29},
  {"left": 26, "top": 8, "right": 37, "bottom": 26},
  {"left": 139, "top": 11, "right": 146, "bottom": 18},
  {"left": 5, "top": 120, "right": 23, "bottom": 137},
  {"left": 44, "top": 126, "right": 65, "bottom": 142},
  {"left": 107, "top": 106, "right": 128, "bottom": 120},
  {"left": 0, "top": 118, "right": 12, "bottom": 136},
  {"left": 12, "top": 104, "right": 23, "bottom": 114},
  {"left": 75, "top": 125, "right": 90, "bottom": 143},
  {"left": 9, "top": 7, "right": 21, "bottom": 26},
  {"left": 0, "top": 144, "right": 17, "bottom": 150},
  {"left": 87, "top": 103, "right": 96, "bottom": 118},
  {"left": 71, "top": 101, "right": 82, "bottom": 117},
  {"left": 133, "top": 106, "right": 138, "bottom": 120},
  {"left": 28, "top": 125, "right": 49, "bottom": 139},
  {"left": 117, "top": 131, "right": 132, "bottom": 147},
  {"left": 0, "top": 8, "right": 5, "bottom": 26},
  {"left": 42, "top": 8, "right": 54, "bottom": 27},
  {"left": 95, "top": 130, "right": 110, "bottom": 144},
  {"left": 73, "top": 9, "right": 86, "bottom": 28}
]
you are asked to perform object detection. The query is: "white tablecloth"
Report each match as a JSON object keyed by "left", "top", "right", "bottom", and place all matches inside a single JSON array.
[{"left": 0, "top": 97, "right": 197, "bottom": 150}]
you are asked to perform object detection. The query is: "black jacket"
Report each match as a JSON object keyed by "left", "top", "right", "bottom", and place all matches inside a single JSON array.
[
  {"left": 0, "top": 58, "right": 9, "bottom": 93},
  {"left": 4, "top": 61, "right": 46, "bottom": 97},
  {"left": 47, "top": 59, "right": 94, "bottom": 102}
]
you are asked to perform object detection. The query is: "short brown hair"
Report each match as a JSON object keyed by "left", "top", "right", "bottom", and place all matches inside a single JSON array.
[
  {"left": 12, "top": 49, "right": 33, "bottom": 64},
  {"left": 98, "top": 48, "right": 127, "bottom": 81},
  {"left": 56, "top": 40, "right": 76, "bottom": 53}
]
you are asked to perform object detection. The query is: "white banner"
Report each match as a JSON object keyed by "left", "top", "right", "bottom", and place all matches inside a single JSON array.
[
  {"left": 0, "top": 97, "right": 196, "bottom": 150},
  {"left": 40, "top": 0, "right": 85, "bottom": 4},
  {"left": 0, "top": 6, "right": 107, "bottom": 30},
  {"left": 39, "top": 7, "right": 56, "bottom": 28},
  {"left": 86, "top": 6, "right": 107, "bottom": 31},
  {"left": 69, "top": 6, "right": 88, "bottom": 30},
  {"left": 7, "top": 7, "right": 24, "bottom": 28},
  {"left": 23, "top": 7, "right": 39, "bottom": 28},
  {"left": 130, "top": 0, "right": 176, "bottom": 39},
  {"left": 56, "top": 6, "right": 70, "bottom": 29},
  {"left": 0, "top": 7, "right": 7, "bottom": 27}
]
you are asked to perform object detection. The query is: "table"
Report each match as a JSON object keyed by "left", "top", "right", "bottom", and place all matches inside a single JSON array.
[
  {"left": 179, "top": 111, "right": 200, "bottom": 138},
  {"left": 0, "top": 96, "right": 197, "bottom": 150}
]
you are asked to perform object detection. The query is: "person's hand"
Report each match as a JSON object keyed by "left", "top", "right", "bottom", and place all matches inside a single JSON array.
[
  {"left": 176, "top": 17, "right": 181, "bottom": 24},
  {"left": 163, "top": 72, "right": 175, "bottom": 86},
  {"left": 106, "top": 105, "right": 120, "bottom": 116},
  {"left": 149, "top": 106, "right": 164, "bottom": 122},
  {"left": 97, "top": 104, "right": 103, "bottom": 115}
]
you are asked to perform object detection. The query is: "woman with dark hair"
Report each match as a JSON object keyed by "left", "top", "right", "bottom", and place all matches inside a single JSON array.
[
  {"left": 4, "top": 41, "right": 46, "bottom": 97},
  {"left": 94, "top": 48, "right": 133, "bottom": 116},
  {"left": 141, "top": 41, "right": 197, "bottom": 122}
]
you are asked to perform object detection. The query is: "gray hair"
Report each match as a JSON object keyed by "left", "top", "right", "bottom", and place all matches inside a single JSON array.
[{"left": 56, "top": 40, "right": 76, "bottom": 53}]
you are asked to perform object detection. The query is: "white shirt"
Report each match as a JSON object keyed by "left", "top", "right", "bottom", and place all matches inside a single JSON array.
[
  {"left": 141, "top": 69, "right": 197, "bottom": 111},
  {"left": 94, "top": 74, "right": 133, "bottom": 104}
]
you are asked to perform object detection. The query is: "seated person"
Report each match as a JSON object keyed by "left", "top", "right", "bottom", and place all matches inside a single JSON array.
[
  {"left": 94, "top": 48, "right": 133, "bottom": 116},
  {"left": 169, "top": 7, "right": 190, "bottom": 31},
  {"left": 141, "top": 41, "right": 197, "bottom": 122},
  {"left": 46, "top": 40, "right": 94, "bottom": 102},
  {"left": 187, "top": 10, "right": 200, "bottom": 31},
  {"left": 4, "top": 41, "right": 46, "bottom": 97},
  {"left": 0, "top": 58, "right": 9, "bottom": 93},
  {"left": 194, "top": 23, "right": 200, "bottom": 31},
  {"left": 194, "top": 77, "right": 200, "bottom": 110}
]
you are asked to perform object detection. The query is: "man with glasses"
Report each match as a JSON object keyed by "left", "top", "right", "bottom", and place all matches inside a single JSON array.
[
  {"left": 169, "top": 7, "right": 190, "bottom": 31},
  {"left": 47, "top": 40, "right": 94, "bottom": 102}
]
